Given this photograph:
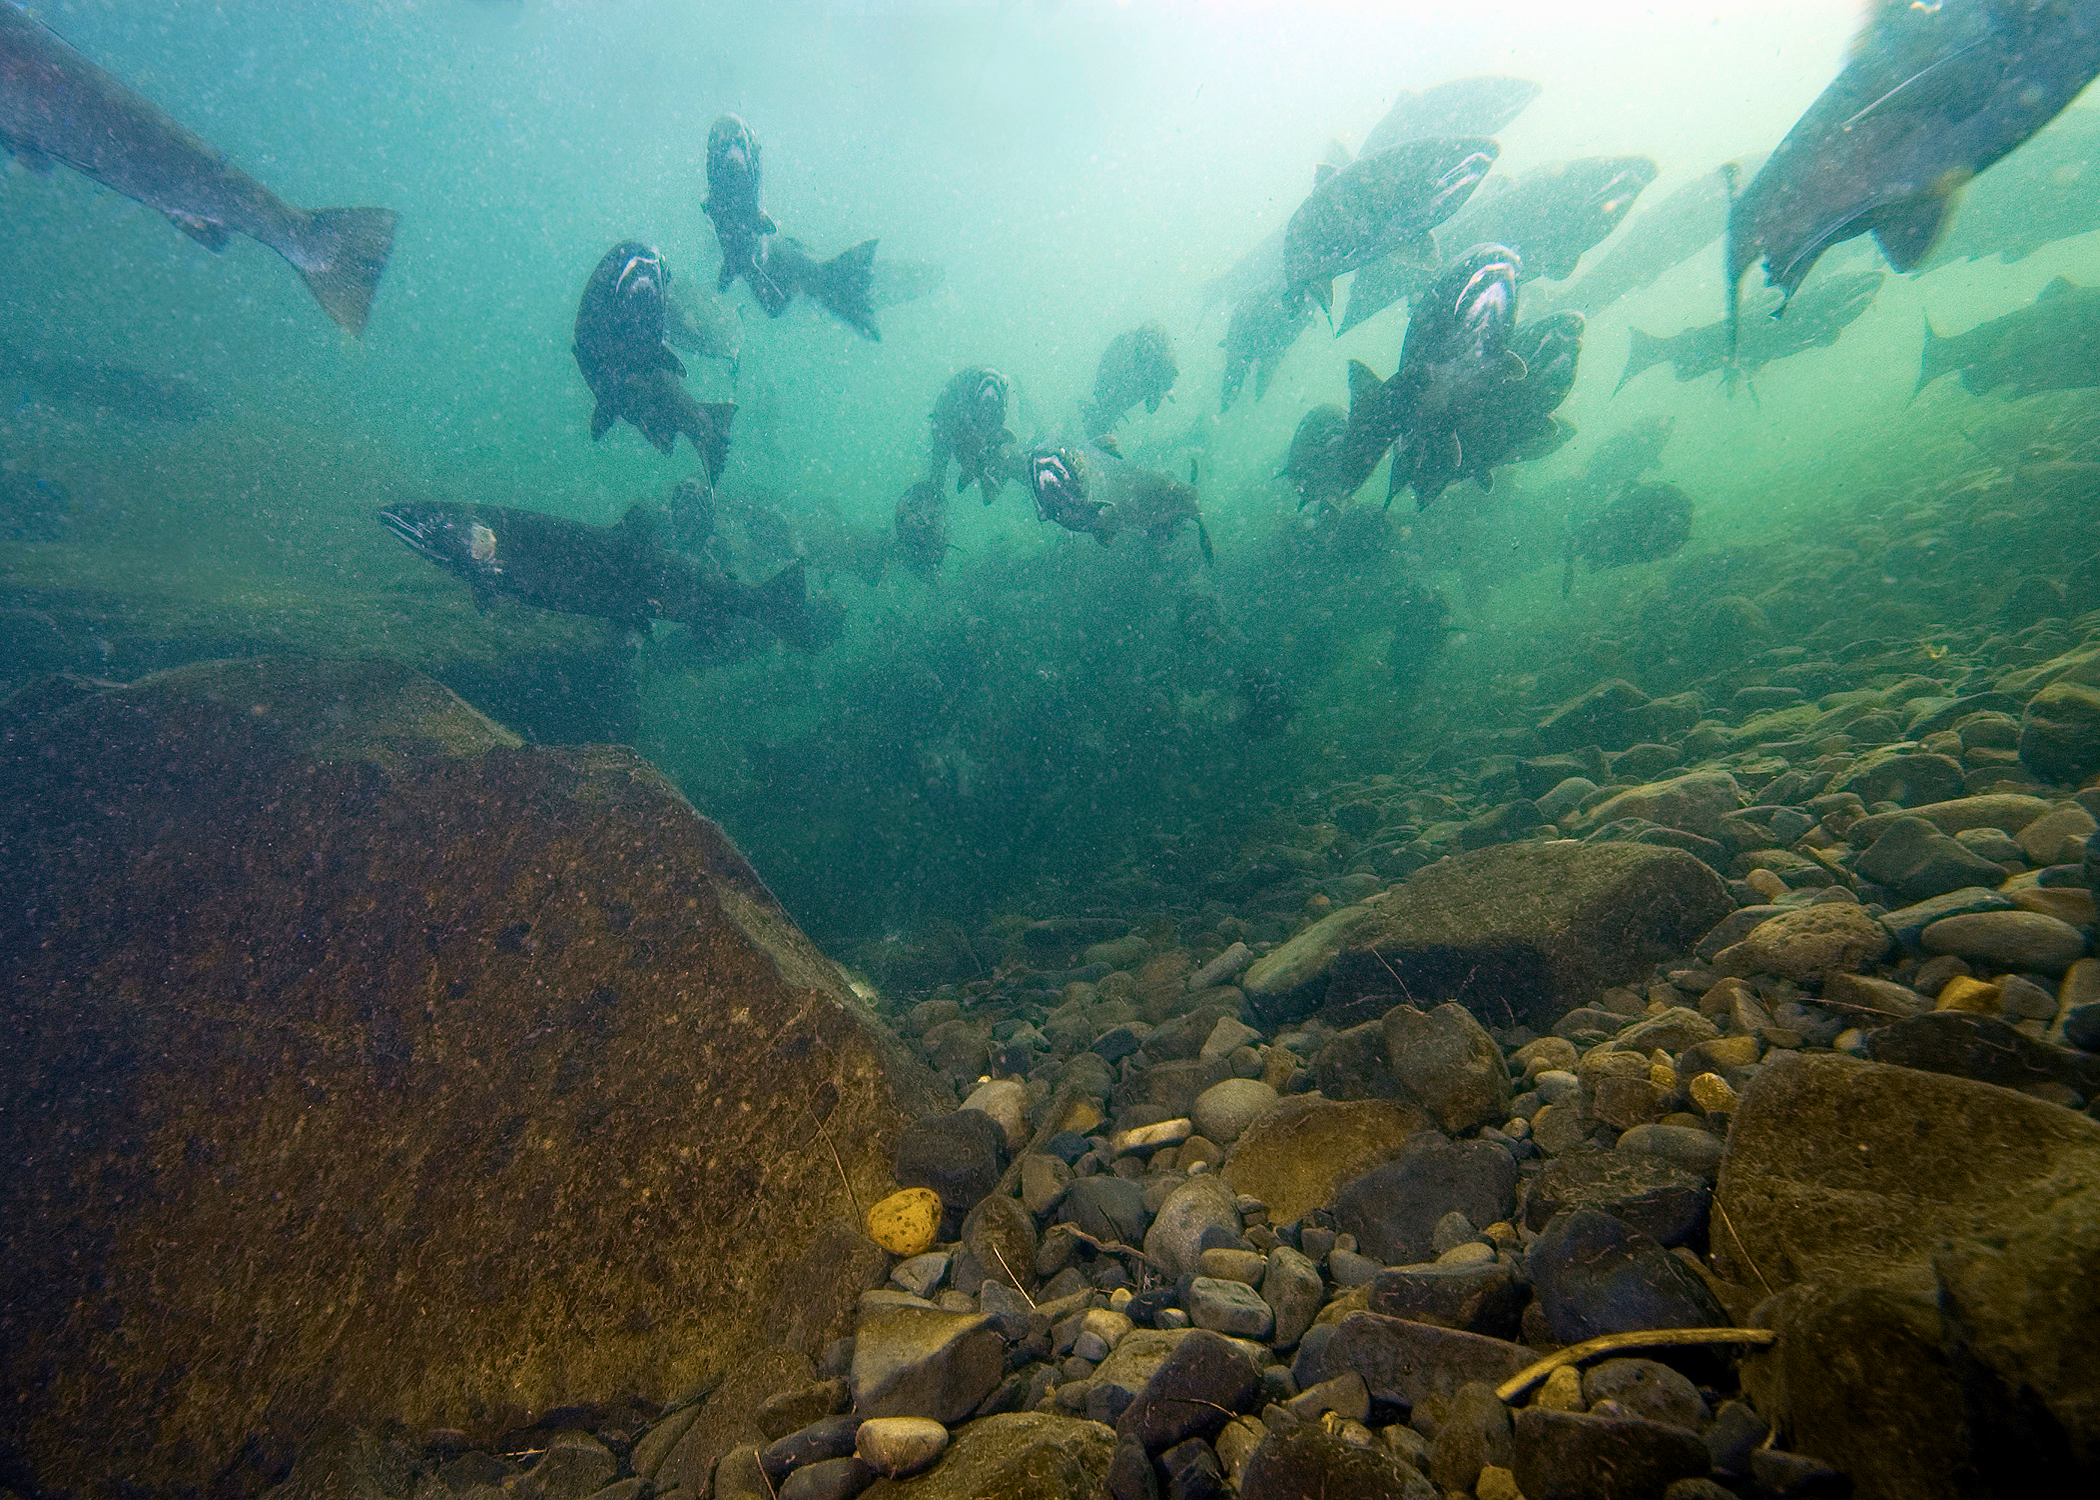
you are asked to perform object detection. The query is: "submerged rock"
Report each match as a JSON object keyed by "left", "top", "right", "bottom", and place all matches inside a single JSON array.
[
  {"left": 0, "top": 658, "right": 946, "bottom": 1496},
  {"left": 1253, "top": 840, "right": 1731, "bottom": 1031},
  {"left": 1719, "top": 1052, "right": 2100, "bottom": 1498}
]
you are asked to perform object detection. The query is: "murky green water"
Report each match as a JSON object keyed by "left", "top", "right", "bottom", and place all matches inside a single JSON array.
[{"left": 4, "top": 0, "right": 2095, "bottom": 953}]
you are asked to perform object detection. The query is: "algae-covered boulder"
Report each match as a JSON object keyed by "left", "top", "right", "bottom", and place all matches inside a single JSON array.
[
  {"left": 1247, "top": 840, "right": 1730, "bottom": 1031},
  {"left": 1717, "top": 1052, "right": 2100, "bottom": 1498},
  {"left": 0, "top": 658, "right": 947, "bottom": 1497}
]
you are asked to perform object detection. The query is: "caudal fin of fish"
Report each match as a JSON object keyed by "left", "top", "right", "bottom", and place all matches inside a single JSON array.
[
  {"left": 1615, "top": 328, "right": 1667, "bottom": 394},
  {"left": 758, "top": 560, "right": 841, "bottom": 653},
  {"left": 808, "top": 239, "right": 881, "bottom": 341},
  {"left": 292, "top": 207, "right": 399, "bottom": 336},
  {"left": 688, "top": 400, "right": 737, "bottom": 484}
]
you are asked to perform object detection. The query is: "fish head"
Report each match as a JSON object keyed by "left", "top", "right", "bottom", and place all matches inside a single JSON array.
[
  {"left": 1026, "top": 446, "right": 1090, "bottom": 523},
  {"left": 1446, "top": 242, "right": 1522, "bottom": 347},
  {"left": 379, "top": 505, "right": 501, "bottom": 579},
  {"left": 612, "top": 243, "right": 668, "bottom": 316},
  {"left": 706, "top": 114, "right": 762, "bottom": 194},
  {"left": 1423, "top": 147, "right": 1500, "bottom": 226},
  {"left": 970, "top": 368, "right": 1011, "bottom": 431},
  {"left": 1519, "top": 310, "right": 1586, "bottom": 400}
]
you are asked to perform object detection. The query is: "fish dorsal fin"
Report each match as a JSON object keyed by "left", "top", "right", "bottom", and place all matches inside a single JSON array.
[
  {"left": 1346, "top": 359, "right": 1385, "bottom": 409},
  {"left": 1870, "top": 189, "right": 1957, "bottom": 273},
  {"left": 1314, "top": 162, "right": 1339, "bottom": 187},
  {"left": 2041, "top": 275, "right": 2082, "bottom": 300},
  {"left": 1323, "top": 138, "right": 1355, "bottom": 169}
]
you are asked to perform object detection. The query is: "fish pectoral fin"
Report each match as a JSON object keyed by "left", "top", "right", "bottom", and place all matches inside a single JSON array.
[
  {"left": 590, "top": 401, "right": 617, "bottom": 440},
  {"left": 758, "top": 212, "right": 778, "bottom": 235},
  {"left": 168, "top": 213, "right": 231, "bottom": 253},
  {"left": 1501, "top": 349, "right": 1529, "bottom": 382},
  {"left": 1870, "top": 191, "right": 1957, "bottom": 274}
]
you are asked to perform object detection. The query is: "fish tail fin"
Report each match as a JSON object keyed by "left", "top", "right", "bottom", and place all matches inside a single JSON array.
[
  {"left": 758, "top": 559, "right": 840, "bottom": 653},
  {"left": 1914, "top": 315, "right": 1951, "bottom": 401},
  {"left": 1615, "top": 329, "right": 1665, "bottom": 394},
  {"left": 809, "top": 239, "right": 881, "bottom": 340},
  {"left": 291, "top": 207, "right": 399, "bottom": 336},
  {"left": 690, "top": 401, "right": 737, "bottom": 484}
]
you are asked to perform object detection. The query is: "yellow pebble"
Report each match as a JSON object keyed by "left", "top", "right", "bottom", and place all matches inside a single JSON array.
[
  {"left": 867, "top": 1187, "right": 942, "bottom": 1256},
  {"left": 1059, "top": 1097, "right": 1104, "bottom": 1135},
  {"left": 1688, "top": 1071, "right": 1739, "bottom": 1115},
  {"left": 1701, "top": 1034, "right": 1762, "bottom": 1068},
  {"left": 1648, "top": 1060, "right": 1677, "bottom": 1090},
  {"left": 1936, "top": 976, "right": 2002, "bottom": 1014},
  {"left": 1477, "top": 1464, "right": 1528, "bottom": 1500},
  {"left": 1534, "top": 1364, "right": 1585, "bottom": 1412}
]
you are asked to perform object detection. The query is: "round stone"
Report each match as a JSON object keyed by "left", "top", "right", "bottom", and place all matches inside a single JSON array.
[
  {"left": 1920, "top": 911, "right": 2089, "bottom": 973},
  {"left": 1192, "top": 1077, "right": 1279, "bottom": 1143},
  {"left": 866, "top": 1188, "right": 942, "bottom": 1257},
  {"left": 1714, "top": 904, "right": 1890, "bottom": 981},
  {"left": 959, "top": 1080, "right": 1029, "bottom": 1151},
  {"left": 855, "top": 1416, "right": 948, "bottom": 1478}
]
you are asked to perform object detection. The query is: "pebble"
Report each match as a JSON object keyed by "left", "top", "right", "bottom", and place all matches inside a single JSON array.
[
  {"left": 1111, "top": 1118, "right": 1193, "bottom": 1155},
  {"left": 959, "top": 1082, "right": 1029, "bottom": 1151},
  {"left": 889, "top": 1251, "right": 950, "bottom": 1299},
  {"left": 853, "top": 1417, "right": 947, "bottom": 1479},
  {"left": 1920, "top": 910, "right": 2089, "bottom": 973},
  {"left": 1143, "top": 1174, "right": 1242, "bottom": 1277},
  {"left": 1188, "top": 943, "right": 1255, "bottom": 992},
  {"left": 1191, "top": 1078, "right": 1278, "bottom": 1143},
  {"left": 866, "top": 1188, "right": 942, "bottom": 1257},
  {"left": 1934, "top": 975, "right": 2001, "bottom": 1014},
  {"left": 1713, "top": 904, "right": 1890, "bottom": 981},
  {"left": 1189, "top": 1276, "right": 1275, "bottom": 1339}
]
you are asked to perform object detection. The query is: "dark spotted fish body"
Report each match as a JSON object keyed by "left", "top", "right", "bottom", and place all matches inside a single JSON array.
[
  {"left": 1219, "top": 283, "right": 1312, "bottom": 413},
  {"left": 1362, "top": 75, "right": 1540, "bottom": 156},
  {"left": 1727, "top": 0, "right": 2100, "bottom": 338},
  {"left": 761, "top": 236, "right": 881, "bottom": 341},
  {"left": 1917, "top": 274, "right": 2100, "bottom": 398},
  {"left": 1385, "top": 244, "right": 1527, "bottom": 508},
  {"left": 1390, "top": 308, "right": 1582, "bottom": 506},
  {"left": 703, "top": 114, "right": 787, "bottom": 313},
  {"left": 1283, "top": 403, "right": 1353, "bottom": 511},
  {"left": 1339, "top": 156, "right": 1655, "bottom": 336},
  {"left": 927, "top": 367, "right": 1014, "bottom": 504},
  {"left": 892, "top": 480, "right": 952, "bottom": 579},
  {"left": 1619, "top": 269, "right": 1884, "bottom": 392},
  {"left": 1024, "top": 440, "right": 1212, "bottom": 562},
  {"left": 1282, "top": 136, "right": 1499, "bottom": 314},
  {"left": 573, "top": 241, "right": 736, "bottom": 480},
  {"left": 1083, "top": 323, "right": 1178, "bottom": 435},
  {"left": 1563, "top": 481, "right": 1694, "bottom": 596},
  {"left": 1534, "top": 167, "right": 1742, "bottom": 320},
  {"left": 377, "top": 500, "right": 833, "bottom": 652},
  {"left": 0, "top": 4, "right": 396, "bottom": 334}
]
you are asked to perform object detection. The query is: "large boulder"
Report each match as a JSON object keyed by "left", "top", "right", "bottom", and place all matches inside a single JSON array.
[
  {"left": 0, "top": 660, "right": 948, "bottom": 1497},
  {"left": 1247, "top": 841, "right": 1731, "bottom": 1031},
  {"left": 1716, "top": 1052, "right": 2100, "bottom": 1498}
]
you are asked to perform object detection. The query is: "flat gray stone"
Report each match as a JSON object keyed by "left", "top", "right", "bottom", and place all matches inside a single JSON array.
[
  {"left": 850, "top": 1306, "right": 1004, "bottom": 1423},
  {"left": 1878, "top": 886, "right": 2014, "bottom": 945},
  {"left": 1921, "top": 910, "right": 2088, "bottom": 973},
  {"left": 1188, "top": 1277, "right": 1274, "bottom": 1340},
  {"left": 1320, "top": 1312, "right": 1533, "bottom": 1408}
]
